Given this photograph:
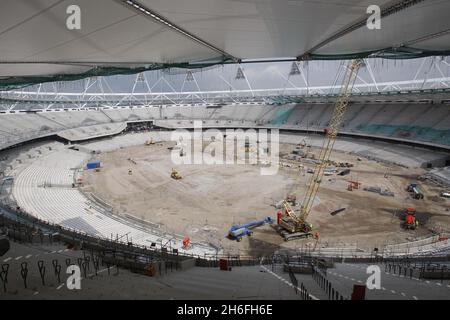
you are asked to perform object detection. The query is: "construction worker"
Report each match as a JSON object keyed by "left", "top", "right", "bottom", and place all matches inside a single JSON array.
[
  {"left": 415, "top": 219, "right": 419, "bottom": 229},
  {"left": 183, "top": 236, "right": 190, "bottom": 249},
  {"left": 314, "top": 231, "right": 320, "bottom": 239}
]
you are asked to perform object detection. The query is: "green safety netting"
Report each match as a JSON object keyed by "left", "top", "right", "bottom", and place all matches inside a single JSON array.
[
  {"left": 307, "top": 47, "right": 450, "bottom": 61},
  {"left": 269, "top": 96, "right": 307, "bottom": 105},
  {"left": 0, "top": 60, "right": 230, "bottom": 91}
]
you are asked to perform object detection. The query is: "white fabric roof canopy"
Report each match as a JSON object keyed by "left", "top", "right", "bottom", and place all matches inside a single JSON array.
[{"left": 0, "top": 0, "right": 449, "bottom": 88}]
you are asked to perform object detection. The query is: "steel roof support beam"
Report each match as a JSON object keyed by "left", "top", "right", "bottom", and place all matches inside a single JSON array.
[
  {"left": 118, "top": 0, "right": 239, "bottom": 63},
  {"left": 399, "top": 28, "right": 450, "bottom": 48},
  {"left": 329, "top": 61, "right": 345, "bottom": 95},
  {"left": 434, "top": 58, "right": 450, "bottom": 88},
  {"left": 298, "top": 0, "right": 428, "bottom": 60},
  {"left": 364, "top": 59, "right": 380, "bottom": 93},
  {"left": 275, "top": 68, "right": 301, "bottom": 95},
  {"left": 300, "top": 62, "right": 310, "bottom": 96}
]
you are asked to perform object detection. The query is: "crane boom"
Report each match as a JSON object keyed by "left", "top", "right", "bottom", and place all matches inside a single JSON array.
[
  {"left": 299, "top": 59, "right": 363, "bottom": 221},
  {"left": 277, "top": 59, "right": 363, "bottom": 240}
]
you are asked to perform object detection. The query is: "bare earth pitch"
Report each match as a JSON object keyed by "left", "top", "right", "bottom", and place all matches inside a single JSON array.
[{"left": 82, "top": 141, "right": 450, "bottom": 256}]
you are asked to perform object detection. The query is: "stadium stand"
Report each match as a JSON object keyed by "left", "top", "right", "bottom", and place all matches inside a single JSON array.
[
  {"left": 9, "top": 144, "right": 217, "bottom": 256},
  {"left": 422, "top": 167, "right": 450, "bottom": 187},
  {"left": 1, "top": 102, "right": 449, "bottom": 170},
  {"left": 1, "top": 109, "right": 449, "bottom": 259},
  {"left": 1, "top": 103, "right": 449, "bottom": 149},
  {"left": 57, "top": 122, "right": 127, "bottom": 142}
]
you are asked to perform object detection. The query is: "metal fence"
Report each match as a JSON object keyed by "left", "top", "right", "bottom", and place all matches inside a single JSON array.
[
  {"left": 384, "top": 259, "right": 450, "bottom": 281},
  {"left": 312, "top": 266, "right": 346, "bottom": 300}
]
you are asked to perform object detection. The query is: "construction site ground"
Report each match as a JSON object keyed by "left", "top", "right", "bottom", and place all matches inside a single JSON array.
[{"left": 83, "top": 141, "right": 450, "bottom": 256}]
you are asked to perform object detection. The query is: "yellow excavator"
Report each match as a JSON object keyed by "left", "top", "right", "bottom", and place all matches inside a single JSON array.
[
  {"left": 171, "top": 168, "right": 182, "bottom": 180},
  {"left": 276, "top": 59, "right": 363, "bottom": 241}
]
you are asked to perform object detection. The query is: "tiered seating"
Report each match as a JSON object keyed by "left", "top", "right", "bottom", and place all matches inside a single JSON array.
[
  {"left": 344, "top": 104, "right": 380, "bottom": 132},
  {"left": 57, "top": 122, "right": 127, "bottom": 142},
  {"left": 162, "top": 105, "right": 181, "bottom": 119},
  {"left": 424, "top": 166, "right": 450, "bottom": 187},
  {"left": 280, "top": 103, "right": 450, "bottom": 146},
  {"left": 0, "top": 114, "right": 58, "bottom": 150},
  {"left": 131, "top": 107, "right": 158, "bottom": 120},
  {"left": 39, "top": 110, "right": 109, "bottom": 127},
  {"left": 283, "top": 105, "right": 309, "bottom": 126},
  {"left": 101, "top": 108, "right": 129, "bottom": 122},
  {"left": 1, "top": 102, "right": 449, "bottom": 149},
  {"left": 280, "top": 132, "right": 447, "bottom": 168},
  {"left": 111, "top": 108, "right": 140, "bottom": 121},
  {"left": 11, "top": 147, "right": 216, "bottom": 255}
]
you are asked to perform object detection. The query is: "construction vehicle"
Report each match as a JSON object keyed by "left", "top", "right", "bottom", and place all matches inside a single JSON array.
[
  {"left": 323, "top": 168, "right": 336, "bottom": 176},
  {"left": 276, "top": 59, "right": 363, "bottom": 241},
  {"left": 276, "top": 201, "right": 314, "bottom": 240},
  {"left": 403, "top": 207, "right": 419, "bottom": 230},
  {"left": 338, "top": 169, "right": 351, "bottom": 176},
  {"left": 407, "top": 183, "right": 424, "bottom": 199},
  {"left": 228, "top": 217, "right": 274, "bottom": 241},
  {"left": 347, "top": 180, "right": 361, "bottom": 191},
  {"left": 298, "top": 139, "right": 307, "bottom": 148},
  {"left": 413, "top": 188, "right": 424, "bottom": 199},
  {"left": 285, "top": 194, "right": 297, "bottom": 206},
  {"left": 171, "top": 168, "right": 182, "bottom": 180}
]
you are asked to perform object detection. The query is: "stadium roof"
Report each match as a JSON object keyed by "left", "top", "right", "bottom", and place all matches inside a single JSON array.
[{"left": 1, "top": 0, "right": 450, "bottom": 89}]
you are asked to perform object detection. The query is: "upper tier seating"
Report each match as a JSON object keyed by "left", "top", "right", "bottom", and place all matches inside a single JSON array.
[{"left": 1, "top": 103, "right": 449, "bottom": 150}]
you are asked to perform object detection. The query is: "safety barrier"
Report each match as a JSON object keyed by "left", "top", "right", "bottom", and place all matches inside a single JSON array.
[
  {"left": 2, "top": 200, "right": 450, "bottom": 269},
  {"left": 312, "top": 266, "right": 346, "bottom": 300}
]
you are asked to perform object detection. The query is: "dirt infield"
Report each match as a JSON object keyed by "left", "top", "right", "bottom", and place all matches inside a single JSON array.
[{"left": 82, "top": 140, "right": 450, "bottom": 256}]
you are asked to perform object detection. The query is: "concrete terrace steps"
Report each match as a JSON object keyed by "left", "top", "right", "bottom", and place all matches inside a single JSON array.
[
  {"left": 160, "top": 264, "right": 305, "bottom": 299},
  {"left": 10, "top": 147, "right": 218, "bottom": 257},
  {"left": 2, "top": 103, "right": 450, "bottom": 150}
]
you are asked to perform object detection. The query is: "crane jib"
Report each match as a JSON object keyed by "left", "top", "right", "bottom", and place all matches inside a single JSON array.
[{"left": 296, "top": 59, "right": 363, "bottom": 227}]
